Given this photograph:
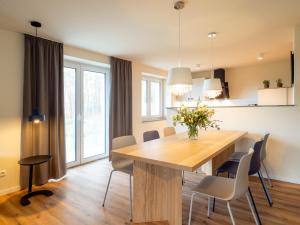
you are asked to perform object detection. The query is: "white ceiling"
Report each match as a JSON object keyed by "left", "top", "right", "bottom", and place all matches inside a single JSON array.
[{"left": 0, "top": 0, "right": 300, "bottom": 71}]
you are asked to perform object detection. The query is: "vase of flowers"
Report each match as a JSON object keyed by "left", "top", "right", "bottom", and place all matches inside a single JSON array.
[{"left": 172, "top": 103, "right": 220, "bottom": 140}]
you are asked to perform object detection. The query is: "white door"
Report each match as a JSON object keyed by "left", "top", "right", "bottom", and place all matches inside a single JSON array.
[{"left": 64, "top": 62, "right": 108, "bottom": 168}]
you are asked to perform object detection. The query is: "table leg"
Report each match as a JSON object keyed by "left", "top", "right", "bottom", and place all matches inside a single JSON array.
[
  {"left": 200, "top": 144, "right": 235, "bottom": 176},
  {"left": 28, "top": 165, "right": 33, "bottom": 193},
  {"left": 20, "top": 165, "right": 53, "bottom": 206},
  {"left": 133, "top": 161, "right": 182, "bottom": 225},
  {"left": 212, "top": 144, "right": 235, "bottom": 175}
]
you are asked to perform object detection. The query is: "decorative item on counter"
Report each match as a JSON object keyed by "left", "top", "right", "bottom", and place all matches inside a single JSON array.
[
  {"left": 276, "top": 78, "right": 283, "bottom": 88},
  {"left": 172, "top": 102, "right": 220, "bottom": 140},
  {"left": 263, "top": 80, "right": 270, "bottom": 89}
]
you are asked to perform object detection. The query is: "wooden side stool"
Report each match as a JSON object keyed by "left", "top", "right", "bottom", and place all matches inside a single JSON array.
[{"left": 18, "top": 155, "right": 53, "bottom": 206}]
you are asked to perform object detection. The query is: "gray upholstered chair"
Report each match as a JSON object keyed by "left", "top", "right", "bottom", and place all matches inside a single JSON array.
[
  {"left": 260, "top": 133, "right": 272, "bottom": 187},
  {"left": 163, "top": 127, "right": 176, "bottom": 137},
  {"left": 102, "top": 135, "right": 136, "bottom": 221},
  {"left": 230, "top": 133, "right": 272, "bottom": 187},
  {"left": 188, "top": 149, "right": 261, "bottom": 225},
  {"left": 143, "top": 130, "right": 160, "bottom": 142}
]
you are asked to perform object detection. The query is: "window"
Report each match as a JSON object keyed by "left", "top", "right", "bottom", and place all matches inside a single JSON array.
[
  {"left": 141, "top": 75, "right": 164, "bottom": 121},
  {"left": 64, "top": 61, "right": 109, "bottom": 168}
]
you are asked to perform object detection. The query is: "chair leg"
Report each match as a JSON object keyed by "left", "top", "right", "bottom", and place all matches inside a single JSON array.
[
  {"left": 182, "top": 171, "right": 185, "bottom": 185},
  {"left": 258, "top": 171, "right": 273, "bottom": 207},
  {"left": 262, "top": 161, "right": 273, "bottom": 187},
  {"left": 102, "top": 170, "right": 115, "bottom": 207},
  {"left": 212, "top": 172, "right": 219, "bottom": 212},
  {"left": 227, "top": 202, "right": 236, "bottom": 225},
  {"left": 188, "top": 192, "right": 196, "bottom": 225},
  {"left": 207, "top": 197, "right": 211, "bottom": 218},
  {"left": 246, "top": 188, "right": 262, "bottom": 225},
  {"left": 129, "top": 174, "right": 133, "bottom": 222}
]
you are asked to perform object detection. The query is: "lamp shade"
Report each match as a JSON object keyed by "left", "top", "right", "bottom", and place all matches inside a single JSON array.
[
  {"left": 167, "top": 67, "right": 192, "bottom": 96},
  {"left": 29, "top": 107, "right": 46, "bottom": 123},
  {"left": 203, "top": 78, "right": 222, "bottom": 99}
]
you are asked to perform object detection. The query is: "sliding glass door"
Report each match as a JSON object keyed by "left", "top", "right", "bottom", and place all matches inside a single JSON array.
[
  {"left": 64, "top": 67, "right": 77, "bottom": 165},
  {"left": 82, "top": 70, "right": 106, "bottom": 162},
  {"left": 64, "top": 62, "right": 108, "bottom": 167}
]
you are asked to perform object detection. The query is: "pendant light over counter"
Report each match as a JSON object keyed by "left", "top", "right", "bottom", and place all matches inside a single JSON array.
[
  {"left": 167, "top": 0, "right": 192, "bottom": 96},
  {"left": 28, "top": 21, "right": 46, "bottom": 124},
  {"left": 203, "top": 32, "right": 222, "bottom": 99}
]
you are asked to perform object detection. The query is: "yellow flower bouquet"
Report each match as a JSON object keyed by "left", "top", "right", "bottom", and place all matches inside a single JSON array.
[{"left": 172, "top": 103, "right": 220, "bottom": 140}]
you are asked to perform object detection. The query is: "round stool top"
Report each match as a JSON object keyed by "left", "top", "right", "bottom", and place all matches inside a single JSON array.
[{"left": 18, "top": 155, "right": 51, "bottom": 166}]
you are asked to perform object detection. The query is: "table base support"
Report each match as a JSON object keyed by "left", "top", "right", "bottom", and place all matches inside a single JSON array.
[
  {"left": 21, "top": 190, "right": 53, "bottom": 206},
  {"left": 133, "top": 161, "right": 182, "bottom": 225}
]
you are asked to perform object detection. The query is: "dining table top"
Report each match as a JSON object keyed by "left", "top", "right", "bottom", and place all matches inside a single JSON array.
[{"left": 112, "top": 130, "right": 247, "bottom": 172}]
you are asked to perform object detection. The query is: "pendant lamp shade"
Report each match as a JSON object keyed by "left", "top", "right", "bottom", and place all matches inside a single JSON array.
[
  {"left": 167, "top": 67, "right": 192, "bottom": 96},
  {"left": 29, "top": 107, "right": 46, "bottom": 123},
  {"left": 203, "top": 78, "right": 222, "bottom": 99}
]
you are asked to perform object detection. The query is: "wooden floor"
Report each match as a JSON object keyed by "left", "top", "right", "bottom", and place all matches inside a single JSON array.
[{"left": 0, "top": 159, "right": 300, "bottom": 225}]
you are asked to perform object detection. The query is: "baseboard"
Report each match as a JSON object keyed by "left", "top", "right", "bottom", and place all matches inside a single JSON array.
[
  {"left": 0, "top": 185, "right": 20, "bottom": 196},
  {"left": 49, "top": 174, "right": 67, "bottom": 183}
]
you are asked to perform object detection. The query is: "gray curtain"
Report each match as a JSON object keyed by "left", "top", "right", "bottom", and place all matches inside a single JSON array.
[
  {"left": 20, "top": 34, "right": 66, "bottom": 188},
  {"left": 109, "top": 57, "right": 133, "bottom": 158}
]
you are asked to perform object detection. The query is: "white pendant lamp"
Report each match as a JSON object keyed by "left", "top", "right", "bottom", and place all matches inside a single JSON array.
[
  {"left": 203, "top": 32, "right": 222, "bottom": 99},
  {"left": 167, "top": 0, "right": 192, "bottom": 96},
  {"left": 203, "top": 78, "right": 222, "bottom": 99}
]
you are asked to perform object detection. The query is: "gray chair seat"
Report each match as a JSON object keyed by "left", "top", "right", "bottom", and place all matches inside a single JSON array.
[{"left": 192, "top": 176, "right": 235, "bottom": 201}]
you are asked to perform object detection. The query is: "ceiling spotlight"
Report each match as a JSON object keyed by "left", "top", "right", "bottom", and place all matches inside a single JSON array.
[
  {"left": 257, "top": 53, "right": 264, "bottom": 60},
  {"left": 208, "top": 32, "right": 217, "bottom": 38}
]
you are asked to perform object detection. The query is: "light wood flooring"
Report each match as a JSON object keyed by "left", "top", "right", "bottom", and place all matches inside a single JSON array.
[{"left": 0, "top": 159, "right": 299, "bottom": 225}]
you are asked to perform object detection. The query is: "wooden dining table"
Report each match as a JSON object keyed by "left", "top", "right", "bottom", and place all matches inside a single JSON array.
[{"left": 112, "top": 130, "right": 247, "bottom": 225}]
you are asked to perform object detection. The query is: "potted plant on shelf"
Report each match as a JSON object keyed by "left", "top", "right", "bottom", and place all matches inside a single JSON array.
[
  {"left": 276, "top": 78, "right": 283, "bottom": 88},
  {"left": 263, "top": 80, "right": 270, "bottom": 89},
  {"left": 172, "top": 103, "right": 220, "bottom": 140}
]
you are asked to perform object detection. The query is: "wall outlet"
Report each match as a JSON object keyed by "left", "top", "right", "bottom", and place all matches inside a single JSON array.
[{"left": 0, "top": 170, "right": 7, "bottom": 177}]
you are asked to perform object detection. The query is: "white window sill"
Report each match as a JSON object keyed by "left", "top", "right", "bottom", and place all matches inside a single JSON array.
[{"left": 142, "top": 117, "right": 166, "bottom": 123}]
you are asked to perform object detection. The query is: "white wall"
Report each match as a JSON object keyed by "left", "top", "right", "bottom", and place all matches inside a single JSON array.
[
  {"left": 226, "top": 59, "right": 291, "bottom": 101},
  {"left": 132, "top": 63, "right": 168, "bottom": 143},
  {"left": 0, "top": 29, "right": 168, "bottom": 194},
  {"left": 192, "top": 59, "right": 291, "bottom": 102},
  {"left": 213, "top": 106, "right": 300, "bottom": 184},
  {"left": 0, "top": 29, "right": 24, "bottom": 194},
  {"left": 64, "top": 44, "right": 168, "bottom": 144},
  {"left": 294, "top": 25, "right": 300, "bottom": 105},
  {"left": 167, "top": 25, "right": 300, "bottom": 184}
]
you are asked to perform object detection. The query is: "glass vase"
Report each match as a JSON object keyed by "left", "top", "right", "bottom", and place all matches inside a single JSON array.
[{"left": 188, "top": 126, "right": 198, "bottom": 140}]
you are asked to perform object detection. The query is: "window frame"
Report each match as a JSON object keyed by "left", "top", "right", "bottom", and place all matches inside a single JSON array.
[{"left": 141, "top": 75, "right": 165, "bottom": 122}]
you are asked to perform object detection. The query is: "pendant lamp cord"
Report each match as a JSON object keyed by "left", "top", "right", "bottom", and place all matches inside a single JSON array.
[
  {"left": 178, "top": 9, "right": 181, "bottom": 67},
  {"left": 210, "top": 35, "right": 214, "bottom": 79},
  {"left": 35, "top": 26, "right": 39, "bottom": 109}
]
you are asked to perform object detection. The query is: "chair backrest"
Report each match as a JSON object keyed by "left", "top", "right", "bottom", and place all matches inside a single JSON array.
[
  {"left": 260, "top": 133, "right": 270, "bottom": 161},
  {"left": 248, "top": 140, "right": 264, "bottom": 175},
  {"left": 231, "top": 148, "right": 254, "bottom": 200},
  {"left": 112, "top": 135, "right": 137, "bottom": 150},
  {"left": 143, "top": 130, "right": 160, "bottom": 142},
  {"left": 164, "top": 127, "right": 176, "bottom": 137},
  {"left": 111, "top": 135, "right": 137, "bottom": 164}
]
